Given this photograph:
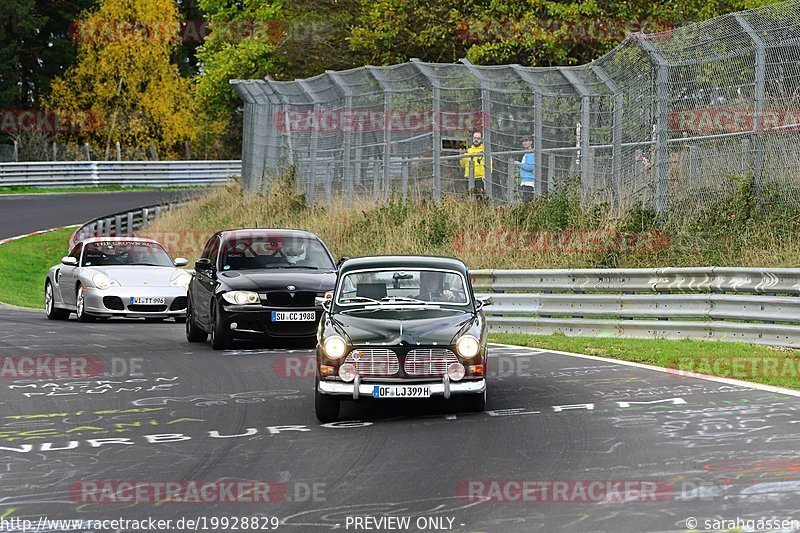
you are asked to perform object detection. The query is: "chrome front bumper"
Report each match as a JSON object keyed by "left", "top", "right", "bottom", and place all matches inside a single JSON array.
[{"left": 318, "top": 377, "right": 486, "bottom": 400}]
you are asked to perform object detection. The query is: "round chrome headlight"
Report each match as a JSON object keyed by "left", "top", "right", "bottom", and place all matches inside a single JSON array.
[
  {"left": 339, "top": 363, "right": 357, "bottom": 382},
  {"left": 456, "top": 335, "right": 480, "bottom": 359},
  {"left": 447, "top": 362, "right": 465, "bottom": 381},
  {"left": 221, "top": 291, "right": 260, "bottom": 305},
  {"left": 323, "top": 335, "right": 348, "bottom": 359}
]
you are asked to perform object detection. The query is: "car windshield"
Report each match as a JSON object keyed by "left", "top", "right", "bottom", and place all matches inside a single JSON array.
[
  {"left": 336, "top": 269, "right": 469, "bottom": 306},
  {"left": 82, "top": 241, "right": 174, "bottom": 267},
  {"left": 220, "top": 235, "right": 335, "bottom": 271}
]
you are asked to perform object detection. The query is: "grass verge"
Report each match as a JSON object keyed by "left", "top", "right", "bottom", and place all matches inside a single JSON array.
[
  {"left": 0, "top": 227, "right": 73, "bottom": 308},
  {"left": 491, "top": 333, "right": 800, "bottom": 390}
]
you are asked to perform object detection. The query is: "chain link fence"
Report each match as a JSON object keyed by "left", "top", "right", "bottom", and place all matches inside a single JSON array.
[{"left": 231, "top": 0, "right": 800, "bottom": 216}]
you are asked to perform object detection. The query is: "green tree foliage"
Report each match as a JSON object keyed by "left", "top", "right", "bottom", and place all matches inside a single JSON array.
[
  {"left": 194, "top": 0, "right": 364, "bottom": 146},
  {"left": 349, "top": 0, "right": 784, "bottom": 66},
  {"left": 45, "top": 0, "right": 199, "bottom": 157}
]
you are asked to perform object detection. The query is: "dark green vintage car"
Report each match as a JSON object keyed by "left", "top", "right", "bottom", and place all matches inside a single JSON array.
[{"left": 314, "top": 255, "right": 490, "bottom": 422}]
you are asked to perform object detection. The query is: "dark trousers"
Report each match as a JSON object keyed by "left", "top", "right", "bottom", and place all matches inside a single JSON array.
[{"left": 520, "top": 184, "right": 535, "bottom": 202}]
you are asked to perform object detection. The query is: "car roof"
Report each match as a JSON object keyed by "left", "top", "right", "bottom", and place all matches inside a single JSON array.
[
  {"left": 338, "top": 255, "right": 469, "bottom": 274},
  {"left": 79, "top": 236, "right": 159, "bottom": 245},
  {"left": 216, "top": 229, "right": 323, "bottom": 241}
]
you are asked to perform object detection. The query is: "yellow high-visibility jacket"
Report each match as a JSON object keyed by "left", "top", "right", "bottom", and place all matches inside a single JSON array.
[{"left": 459, "top": 144, "right": 488, "bottom": 179}]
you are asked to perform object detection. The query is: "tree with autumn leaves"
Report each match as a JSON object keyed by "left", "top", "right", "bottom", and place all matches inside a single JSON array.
[{"left": 45, "top": 0, "right": 199, "bottom": 158}]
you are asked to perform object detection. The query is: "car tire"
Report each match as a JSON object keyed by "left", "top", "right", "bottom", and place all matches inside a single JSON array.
[
  {"left": 75, "top": 288, "right": 95, "bottom": 322},
  {"left": 185, "top": 300, "right": 208, "bottom": 343},
  {"left": 315, "top": 381, "right": 340, "bottom": 423},
  {"left": 44, "top": 280, "right": 69, "bottom": 320},
  {"left": 462, "top": 388, "right": 486, "bottom": 413},
  {"left": 210, "top": 303, "right": 230, "bottom": 350}
]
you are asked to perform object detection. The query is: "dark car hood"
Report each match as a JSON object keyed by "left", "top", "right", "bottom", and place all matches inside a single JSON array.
[
  {"left": 331, "top": 307, "right": 476, "bottom": 346},
  {"left": 217, "top": 269, "right": 336, "bottom": 292}
]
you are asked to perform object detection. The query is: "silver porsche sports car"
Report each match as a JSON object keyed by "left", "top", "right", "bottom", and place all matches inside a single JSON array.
[{"left": 44, "top": 237, "right": 191, "bottom": 322}]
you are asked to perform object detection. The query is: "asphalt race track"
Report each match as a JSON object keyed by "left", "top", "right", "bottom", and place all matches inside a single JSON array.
[
  {"left": 0, "top": 190, "right": 205, "bottom": 240},
  {"left": 2, "top": 308, "right": 800, "bottom": 532}
]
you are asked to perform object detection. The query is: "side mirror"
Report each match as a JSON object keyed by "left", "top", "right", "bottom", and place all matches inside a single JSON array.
[
  {"left": 174, "top": 257, "right": 189, "bottom": 267},
  {"left": 61, "top": 256, "right": 78, "bottom": 266},
  {"left": 194, "top": 258, "right": 213, "bottom": 272},
  {"left": 336, "top": 257, "right": 349, "bottom": 269},
  {"left": 477, "top": 295, "right": 493, "bottom": 308},
  {"left": 315, "top": 291, "right": 334, "bottom": 309}
]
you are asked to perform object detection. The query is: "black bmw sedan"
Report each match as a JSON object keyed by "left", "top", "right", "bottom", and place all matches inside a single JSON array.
[{"left": 186, "top": 229, "right": 337, "bottom": 349}]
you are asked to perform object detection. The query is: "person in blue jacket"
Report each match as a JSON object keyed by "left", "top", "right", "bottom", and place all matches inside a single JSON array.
[{"left": 515, "top": 135, "right": 535, "bottom": 202}]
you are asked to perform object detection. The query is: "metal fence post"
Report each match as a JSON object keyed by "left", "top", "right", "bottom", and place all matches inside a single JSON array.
[
  {"left": 126, "top": 212, "right": 134, "bottom": 236},
  {"left": 592, "top": 64, "right": 623, "bottom": 210},
  {"left": 688, "top": 144, "right": 698, "bottom": 183},
  {"left": 401, "top": 157, "right": 409, "bottom": 200},
  {"left": 368, "top": 67, "right": 394, "bottom": 202},
  {"left": 461, "top": 59, "right": 493, "bottom": 200},
  {"left": 297, "top": 79, "right": 324, "bottom": 204},
  {"left": 468, "top": 158, "right": 475, "bottom": 191},
  {"left": 327, "top": 70, "right": 355, "bottom": 205},
  {"left": 548, "top": 153, "right": 555, "bottom": 192},
  {"left": 507, "top": 157, "right": 515, "bottom": 204},
  {"left": 411, "top": 59, "right": 442, "bottom": 201},
  {"left": 510, "top": 65, "right": 546, "bottom": 196},
  {"left": 638, "top": 36, "right": 670, "bottom": 216},
  {"left": 734, "top": 13, "right": 766, "bottom": 197},
  {"left": 559, "top": 68, "right": 592, "bottom": 197}
]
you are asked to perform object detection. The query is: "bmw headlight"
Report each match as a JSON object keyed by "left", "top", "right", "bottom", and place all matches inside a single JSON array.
[
  {"left": 323, "top": 335, "right": 348, "bottom": 359},
  {"left": 221, "top": 291, "right": 260, "bottom": 305},
  {"left": 92, "top": 273, "right": 120, "bottom": 290},
  {"left": 456, "top": 335, "right": 481, "bottom": 359},
  {"left": 170, "top": 270, "right": 192, "bottom": 290}
]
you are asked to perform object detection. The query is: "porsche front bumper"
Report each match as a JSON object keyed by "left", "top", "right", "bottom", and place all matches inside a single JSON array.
[{"left": 82, "top": 287, "right": 187, "bottom": 318}]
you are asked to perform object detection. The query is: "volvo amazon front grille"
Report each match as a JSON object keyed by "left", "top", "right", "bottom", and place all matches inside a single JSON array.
[
  {"left": 345, "top": 349, "right": 399, "bottom": 376},
  {"left": 404, "top": 348, "right": 459, "bottom": 376},
  {"left": 261, "top": 291, "right": 316, "bottom": 308}
]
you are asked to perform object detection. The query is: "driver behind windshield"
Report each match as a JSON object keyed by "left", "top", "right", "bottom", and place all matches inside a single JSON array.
[{"left": 414, "top": 271, "right": 455, "bottom": 302}]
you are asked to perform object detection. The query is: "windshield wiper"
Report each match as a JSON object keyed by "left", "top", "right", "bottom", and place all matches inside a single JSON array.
[
  {"left": 262, "top": 265, "right": 320, "bottom": 270},
  {"left": 340, "top": 296, "right": 379, "bottom": 304},
  {"left": 130, "top": 263, "right": 168, "bottom": 267},
  {"left": 380, "top": 296, "right": 428, "bottom": 304}
]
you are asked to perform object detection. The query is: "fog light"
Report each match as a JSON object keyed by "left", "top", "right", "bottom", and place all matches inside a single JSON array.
[
  {"left": 468, "top": 364, "right": 484, "bottom": 375},
  {"left": 320, "top": 365, "right": 335, "bottom": 375},
  {"left": 230, "top": 322, "right": 238, "bottom": 330},
  {"left": 447, "top": 362, "right": 465, "bottom": 381},
  {"left": 339, "top": 363, "right": 357, "bottom": 382}
]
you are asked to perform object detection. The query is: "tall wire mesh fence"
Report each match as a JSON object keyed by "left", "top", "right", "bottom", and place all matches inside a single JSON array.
[{"left": 232, "top": 0, "right": 800, "bottom": 216}]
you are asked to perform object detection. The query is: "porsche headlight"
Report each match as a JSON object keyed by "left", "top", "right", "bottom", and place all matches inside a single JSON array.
[
  {"left": 456, "top": 335, "right": 481, "bottom": 359},
  {"left": 323, "top": 335, "right": 347, "bottom": 359},
  {"left": 170, "top": 270, "right": 192, "bottom": 289},
  {"left": 221, "top": 291, "right": 260, "bottom": 305},
  {"left": 92, "top": 273, "right": 120, "bottom": 290}
]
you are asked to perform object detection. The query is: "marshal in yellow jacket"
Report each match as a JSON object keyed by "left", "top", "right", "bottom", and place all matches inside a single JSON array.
[{"left": 459, "top": 144, "right": 488, "bottom": 179}]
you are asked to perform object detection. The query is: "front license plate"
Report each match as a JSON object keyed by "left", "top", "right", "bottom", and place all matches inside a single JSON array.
[
  {"left": 130, "top": 297, "right": 165, "bottom": 305},
  {"left": 373, "top": 385, "right": 431, "bottom": 398},
  {"left": 271, "top": 311, "right": 316, "bottom": 321}
]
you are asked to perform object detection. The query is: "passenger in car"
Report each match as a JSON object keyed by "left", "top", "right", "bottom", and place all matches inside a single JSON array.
[{"left": 415, "top": 272, "right": 455, "bottom": 302}]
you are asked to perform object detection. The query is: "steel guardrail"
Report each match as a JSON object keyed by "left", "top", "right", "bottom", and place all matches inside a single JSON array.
[
  {"left": 471, "top": 268, "right": 800, "bottom": 347},
  {"left": 0, "top": 160, "right": 241, "bottom": 188},
  {"left": 69, "top": 202, "right": 187, "bottom": 249}
]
